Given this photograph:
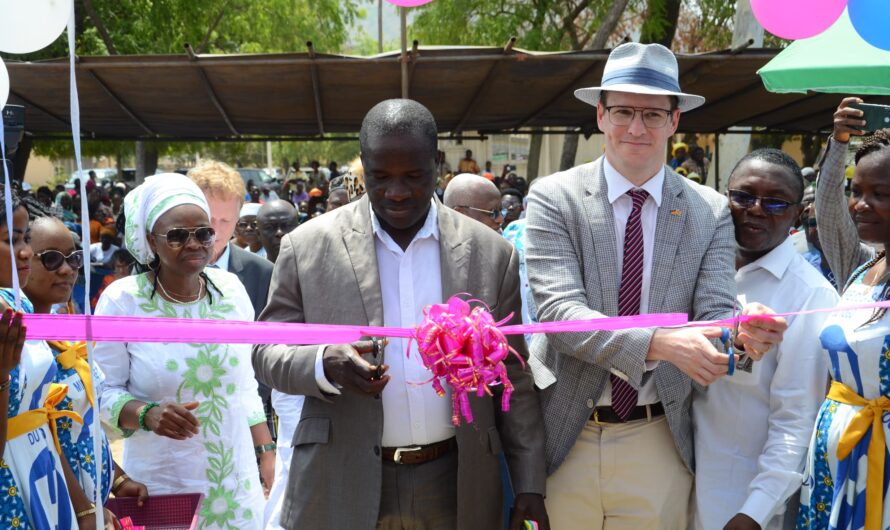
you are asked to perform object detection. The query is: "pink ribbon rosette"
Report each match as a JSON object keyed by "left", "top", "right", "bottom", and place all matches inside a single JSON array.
[{"left": 412, "top": 296, "right": 521, "bottom": 426}]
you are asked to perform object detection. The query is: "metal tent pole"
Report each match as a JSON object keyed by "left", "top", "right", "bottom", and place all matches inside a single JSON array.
[{"left": 400, "top": 7, "right": 408, "bottom": 99}]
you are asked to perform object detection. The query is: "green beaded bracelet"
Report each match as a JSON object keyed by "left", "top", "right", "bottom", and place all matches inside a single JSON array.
[{"left": 138, "top": 401, "right": 160, "bottom": 432}]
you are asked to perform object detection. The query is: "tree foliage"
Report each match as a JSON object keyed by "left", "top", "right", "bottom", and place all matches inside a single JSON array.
[
  {"left": 411, "top": 0, "right": 630, "bottom": 51},
  {"left": 639, "top": 0, "right": 682, "bottom": 46},
  {"left": 8, "top": 0, "right": 362, "bottom": 60},
  {"left": 6, "top": 0, "right": 365, "bottom": 167},
  {"left": 13, "top": 1, "right": 797, "bottom": 171}
]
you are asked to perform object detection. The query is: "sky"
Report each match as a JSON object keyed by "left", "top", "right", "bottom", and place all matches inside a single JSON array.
[{"left": 352, "top": 0, "right": 416, "bottom": 53}]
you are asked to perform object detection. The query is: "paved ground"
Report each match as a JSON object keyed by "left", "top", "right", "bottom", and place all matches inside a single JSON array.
[{"left": 105, "top": 422, "right": 124, "bottom": 466}]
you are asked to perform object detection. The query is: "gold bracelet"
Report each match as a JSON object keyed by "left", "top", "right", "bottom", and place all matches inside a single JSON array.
[
  {"left": 112, "top": 473, "right": 130, "bottom": 493},
  {"left": 75, "top": 505, "right": 96, "bottom": 519}
]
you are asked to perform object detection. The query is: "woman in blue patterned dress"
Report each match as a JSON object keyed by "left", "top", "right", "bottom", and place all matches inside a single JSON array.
[
  {"left": 797, "top": 100, "right": 890, "bottom": 530},
  {"left": 0, "top": 185, "right": 81, "bottom": 529},
  {"left": 19, "top": 213, "right": 148, "bottom": 508}
]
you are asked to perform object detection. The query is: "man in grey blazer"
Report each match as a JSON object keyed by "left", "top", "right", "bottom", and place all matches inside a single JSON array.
[
  {"left": 253, "top": 99, "right": 548, "bottom": 530},
  {"left": 525, "top": 43, "right": 786, "bottom": 529}
]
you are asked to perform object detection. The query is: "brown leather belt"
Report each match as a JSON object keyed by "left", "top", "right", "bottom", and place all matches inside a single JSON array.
[
  {"left": 590, "top": 402, "right": 665, "bottom": 424},
  {"left": 382, "top": 437, "right": 456, "bottom": 465}
]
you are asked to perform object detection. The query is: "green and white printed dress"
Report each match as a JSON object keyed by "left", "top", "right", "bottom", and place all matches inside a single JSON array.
[{"left": 93, "top": 268, "right": 266, "bottom": 530}]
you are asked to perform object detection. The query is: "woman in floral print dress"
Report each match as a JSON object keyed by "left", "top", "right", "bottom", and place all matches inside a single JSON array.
[{"left": 94, "top": 174, "right": 273, "bottom": 530}]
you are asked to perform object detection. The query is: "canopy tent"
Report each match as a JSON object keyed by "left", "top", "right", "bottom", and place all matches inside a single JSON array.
[
  {"left": 6, "top": 44, "right": 890, "bottom": 141},
  {"left": 740, "top": 10, "right": 890, "bottom": 190},
  {"left": 759, "top": 10, "right": 890, "bottom": 96}
]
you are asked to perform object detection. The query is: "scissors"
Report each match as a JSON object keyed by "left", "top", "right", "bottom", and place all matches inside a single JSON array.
[
  {"left": 720, "top": 302, "right": 741, "bottom": 376},
  {"left": 371, "top": 337, "right": 386, "bottom": 380}
]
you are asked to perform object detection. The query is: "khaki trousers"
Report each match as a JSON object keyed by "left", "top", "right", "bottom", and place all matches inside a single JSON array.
[{"left": 545, "top": 415, "right": 692, "bottom": 530}]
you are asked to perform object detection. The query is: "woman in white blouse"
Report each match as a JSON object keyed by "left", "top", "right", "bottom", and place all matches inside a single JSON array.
[{"left": 94, "top": 174, "right": 274, "bottom": 530}]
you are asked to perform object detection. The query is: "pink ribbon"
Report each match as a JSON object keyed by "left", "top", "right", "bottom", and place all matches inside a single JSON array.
[
  {"left": 24, "top": 299, "right": 890, "bottom": 345},
  {"left": 19, "top": 312, "right": 687, "bottom": 344},
  {"left": 22, "top": 298, "right": 890, "bottom": 425}
]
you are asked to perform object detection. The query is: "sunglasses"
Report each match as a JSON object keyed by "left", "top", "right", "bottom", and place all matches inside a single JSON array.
[
  {"left": 459, "top": 205, "right": 503, "bottom": 220},
  {"left": 728, "top": 189, "right": 798, "bottom": 215},
  {"left": 36, "top": 249, "right": 84, "bottom": 272},
  {"left": 152, "top": 227, "right": 216, "bottom": 249},
  {"left": 236, "top": 220, "right": 258, "bottom": 230}
]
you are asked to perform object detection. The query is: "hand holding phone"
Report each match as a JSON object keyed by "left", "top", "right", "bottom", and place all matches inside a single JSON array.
[{"left": 850, "top": 102, "right": 890, "bottom": 132}]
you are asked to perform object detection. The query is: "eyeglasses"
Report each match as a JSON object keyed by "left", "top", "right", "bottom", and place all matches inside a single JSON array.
[
  {"left": 236, "top": 220, "right": 258, "bottom": 230},
  {"left": 36, "top": 249, "right": 83, "bottom": 272},
  {"left": 604, "top": 106, "right": 673, "bottom": 128},
  {"left": 151, "top": 227, "right": 216, "bottom": 248},
  {"left": 458, "top": 206, "right": 503, "bottom": 220},
  {"left": 258, "top": 220, "right": 298, "bottom": 234},
  {"left": 728, "top": 189, "right": 798, "bottom": 215}
]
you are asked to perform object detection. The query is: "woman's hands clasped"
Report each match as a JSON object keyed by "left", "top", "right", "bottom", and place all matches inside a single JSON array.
[{"left": 144, "top": 401, "right": 201, "bottom": 440}]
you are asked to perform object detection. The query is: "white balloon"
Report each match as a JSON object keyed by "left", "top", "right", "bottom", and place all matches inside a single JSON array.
[
  {"left": 0, "top": 57, "right": 8, "bottom": 111},
  {"left": 0, "top": 0, "right": 72, "bottom": 54}
]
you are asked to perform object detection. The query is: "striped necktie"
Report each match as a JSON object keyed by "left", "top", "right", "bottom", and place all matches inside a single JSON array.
[{"left": 611, "top": 189, "right": 649, "bottom": 421}]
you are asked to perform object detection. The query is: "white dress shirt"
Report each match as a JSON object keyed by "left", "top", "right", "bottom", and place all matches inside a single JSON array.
[
  {"left": 315, "top": 200, "right": 455, "bottom": 448},
  {"left": 597, "top": 156, "right": 664, "bottom": 406},
  {"left": 211, "top": 243, "right": 231, "bottom": 271},
  {"left": 692, "top": 237, "right": 839, "bottom": 529}
]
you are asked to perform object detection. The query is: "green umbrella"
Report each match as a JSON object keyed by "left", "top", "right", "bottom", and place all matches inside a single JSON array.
[{"left": 758, "top": 9, "right": 890, "bottom": 95}]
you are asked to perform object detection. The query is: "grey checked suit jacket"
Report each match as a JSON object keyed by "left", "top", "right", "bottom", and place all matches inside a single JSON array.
[
  {"left": 525, "top": 158, "right": 736, "bottom": 474},
  {"left": 815, "top": 138, "right": 876, "bottom": 290},
  {"left": 252, "top": 195, "right": 546, "bottom": 530}
]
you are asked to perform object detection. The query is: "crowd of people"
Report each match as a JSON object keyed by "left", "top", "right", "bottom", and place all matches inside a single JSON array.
[{"left": 0, "top": 41, "right": 889, "bottom": 530}]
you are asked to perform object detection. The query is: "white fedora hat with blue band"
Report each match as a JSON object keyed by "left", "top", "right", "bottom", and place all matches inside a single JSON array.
[{"left": 574, "top": 42, "right": 705, "bottom": 112}]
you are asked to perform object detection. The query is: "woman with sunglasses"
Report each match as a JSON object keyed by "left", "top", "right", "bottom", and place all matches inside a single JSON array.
[
  {"left": 0, "top": 186, "right": 90, "bottom": 529},
  {"left": 22, "top": 215, "right": 149, "bottom": 515},
  {"left": 93, "top": 174, "right": 270, "bottom": 530},
  {"left": 796, "top": 99, "right": 890, "bottom": 530}
]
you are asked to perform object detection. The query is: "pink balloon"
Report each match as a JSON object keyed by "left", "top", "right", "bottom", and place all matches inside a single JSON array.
[
  {"left": 751, "top": 0, "right": 847, "bottom": 40},
  {"left": 384, "top": 0, "right": 434, "bottom": 6}
]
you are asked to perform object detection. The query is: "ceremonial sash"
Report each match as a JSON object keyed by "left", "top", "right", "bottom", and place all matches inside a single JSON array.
[
  {"left": 828, "top": 380, "right": 890, "bottom": 530},
  {"left": 7, "top": 383, "right": 84, "bottom": 455},
  {"left": 49, "top": 341, "right": 94, "bottom": 408}
]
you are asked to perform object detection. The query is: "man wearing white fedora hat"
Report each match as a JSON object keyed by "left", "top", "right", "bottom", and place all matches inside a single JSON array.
[{"left": 525, "top": 42, "right": 787, "bottom": 529}]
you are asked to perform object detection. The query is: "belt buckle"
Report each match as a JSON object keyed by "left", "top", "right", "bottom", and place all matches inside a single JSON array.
[
  {"left": 393, "top": 446, "right": 422, "bottom": 464},
  {"left": 593, "top": 408, "right": 602, "bottom": 426}
]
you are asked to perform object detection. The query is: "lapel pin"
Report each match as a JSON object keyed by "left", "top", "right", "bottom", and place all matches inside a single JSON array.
[{"left": 671, "top": 209, "right": 682, "bottom": 216}]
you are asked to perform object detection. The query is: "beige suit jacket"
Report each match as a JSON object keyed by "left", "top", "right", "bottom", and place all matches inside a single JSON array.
[{"left": 252, "top": 195, "right": 546, "bottom": 530}]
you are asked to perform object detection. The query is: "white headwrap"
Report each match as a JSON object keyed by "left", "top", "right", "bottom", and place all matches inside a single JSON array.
[
  {"left": 239, "top": 202, "right": 261, "bottom": 218},
  {"left": 124, "top": 173, "right": 211, "bottom": 265}
]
